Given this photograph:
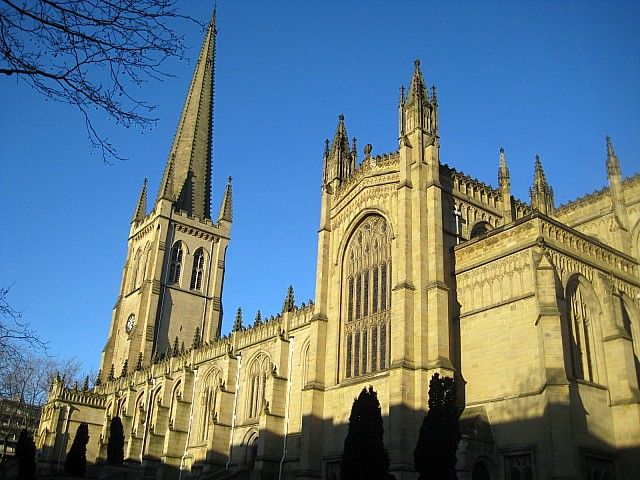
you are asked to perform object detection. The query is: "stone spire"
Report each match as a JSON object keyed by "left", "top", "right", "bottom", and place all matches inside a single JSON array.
[
  {"left": 131, "top": 178, "right": 147, "bottom": 223},
  {"left": 324, "top": 114, "right": 354, "bottom": 186},
  {"left": 407, "top": 59, "right": 428, "bottom": 104},
  {"left": 498, "top": 148, "right": 512, "bottom": 223},
  {"left": 529, "top": 155, "right": 554, "bottom": 215},
  {"left": 401, "top": 59, "right": 438, "bottom": 137},
  {"left": 156, "top": 10, "right": 217, "bottom": 219},
  {"left": 606, "top": 136, "right": 621, "bottom": 179},
  {"left": 605, "top": 136, "right": 629, "bottom": 243},
  {"left": 217, "top": 176, "right": 233, "bottom": 223},
  {"left": 498, "top": 148, "right": 510, "bottom": 189}
]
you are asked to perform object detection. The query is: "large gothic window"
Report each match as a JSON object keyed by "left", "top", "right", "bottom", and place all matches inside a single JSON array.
[
  {"left": 169, "top": 242, "right": 183, "bottom": 285},
  {"left": 246, "top": 353, "right": 270, "bottom": 420},
  {"left": 190, "top": 248, "right": 206, "bottom": 291},
  {"left": 567, "top": 278, "right": 598, "bottom": 383},
  {"left": 343, "top": 215, "right": 391, "bottom": 380}
]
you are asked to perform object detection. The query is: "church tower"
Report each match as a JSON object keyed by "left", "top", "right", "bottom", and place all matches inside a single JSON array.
[{"left": 99, "top": 12, "right": 231, "bottom": 381}]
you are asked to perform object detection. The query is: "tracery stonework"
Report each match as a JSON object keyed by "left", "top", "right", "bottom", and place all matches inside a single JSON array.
[
  {"left": 343, "top": 215, "right": 392, "bottom": 379},
  {"left": 37, "top": 12, "right": 640, "bottom": 480}
]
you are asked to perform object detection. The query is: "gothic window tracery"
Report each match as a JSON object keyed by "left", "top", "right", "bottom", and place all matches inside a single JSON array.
[
  {"left": 567, "top": 278, "right": 598, "bottom": 383},
  {"left": 199, "top": 369, "right": 220, "bottom": 441},
  {"left": 343, "top": 215, "right": 391, "bottom": 380},
  {"left": 504, "top": 452, "right": 534, "bottom": 480},
  {"left": 247, "top": 352, "right": 270, "bottom": 420},
  {"left": 169, "top": 242, "right": 184, "bottom": 284},
  {"left": 191, "top": 248, "right": 206, "bottom": 291}
]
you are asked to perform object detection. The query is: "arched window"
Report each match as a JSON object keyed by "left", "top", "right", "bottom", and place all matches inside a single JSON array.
[
  {"left": 130, "top": 248, "right": 142, "bottom": 292},
  {"left": 343, "top": 215, "right": 391, "bottom": 379},
  {"left": 246, "top": 353, "right": 270, "bottom": 420},
  {"left": 190, "top": 248, "right": 206, "bottom": 291},
  {"left": 567, "top": 277, "right": 598, "bottom": 383},
  {"left": 621, "top": 296, "right": 640, "bottom": 387},
  {"left": 470, "top": 221, "right": 491, "bottom": 239},
  {"left": 168, "top": 380, "right": 182, "bottom": 429},
  {"left": 199, "top": 369, "right": 220, "bottom": 441},
  {"left": 169, "top": 242, "right": 183, "bottom": 284},
  {"left": 139, "top": 244, "right": 150, "bottom": 289},
  {"left": 144, "top": 386, "right": 162, "bottom": 454},
  {"left": 131, "top": 392, "right": 145, "bottom": 437}
]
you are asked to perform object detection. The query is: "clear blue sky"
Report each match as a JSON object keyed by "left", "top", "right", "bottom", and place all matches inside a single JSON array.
[{"left": 1, "top": 1, "right": 639, "bottom": 375}]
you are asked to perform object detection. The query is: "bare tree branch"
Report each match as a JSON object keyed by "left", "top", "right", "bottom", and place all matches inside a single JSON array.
[
  {"left": 0, "top": 0, "right": 203, "bottom": 163},
  {"left": 0, "top": 286, "right": 47, "bottom": 363}
]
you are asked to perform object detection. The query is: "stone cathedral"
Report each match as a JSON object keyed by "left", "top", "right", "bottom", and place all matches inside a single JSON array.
[{"left": 37, "top": 13, "right": 640, "bottom": 480}]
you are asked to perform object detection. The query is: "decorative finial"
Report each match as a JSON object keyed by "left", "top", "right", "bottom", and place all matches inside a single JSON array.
[
  {"left": 283, "top": 285, "right": 295, "bottom": 313},
  {"left": 254, "top": 310, "right": 263, "bottom": 326},
  {"left": 414, "top": 59, "right": 420, "bottom": 68},
  {"left": 500, "top": 147, "right": 504, "bottom": 154},
  {"left": 324, "top": 138, "right": 330, "bottom": 157},
  {"left": 338, "top": 113, "right": 345, "bottom": 122},
  {"left": 400, "top": 85, "right": 405, "bottom": 104},
  {"left": 431, "top": 85, "right": 437, "bottom": 105},
  {"left": 227, "top": 176, "right": 232, "bottom": 184},
  {"left": 233, "top": 307, "right": 243, "bottom": 332},
  {"left": 364, "top": 144, "right": 373, "bottom": 160},
  {"left": 605, "top": 135, "right": 621, "bottom": 178}
]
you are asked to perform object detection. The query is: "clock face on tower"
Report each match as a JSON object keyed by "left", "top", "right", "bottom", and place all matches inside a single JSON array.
[{"left": 126, "top": 314, "right": 135, "bottom": 334}]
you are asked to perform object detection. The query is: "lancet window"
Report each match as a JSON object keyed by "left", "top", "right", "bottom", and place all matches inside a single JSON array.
[
  {"left": 246, "top": 353, "right": 270, "bottom": 420},
  {"left": 343, "top": 215, "right": 391, "bottom": 380},
  {"left": 621, "top": 298, "right": 640, "bottom": 386},
  {"left": 198, "top": 369, "right": 220, "bottom": 441},
  {"left": 567, "top": 278, "right": 598, "bottom": 383},
  {"left": 169, "top": 242, "right": 183, "bottom": 284},
  {"left": 130, "top": 248, "right": 142, "bottom": 292},
  {"left": 191, "top": 248, "right": 206, "bottom": 291}
]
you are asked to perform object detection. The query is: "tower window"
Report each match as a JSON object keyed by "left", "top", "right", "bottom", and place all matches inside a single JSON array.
[
  {"left": 190, "top": 248, "right": 206, "bottom": 291},
  {"left": 342, "top": 215, "right": 391, "bottom": 380},
  {"left": 169, "top": 242, "right": 183, "bottom": 284}
]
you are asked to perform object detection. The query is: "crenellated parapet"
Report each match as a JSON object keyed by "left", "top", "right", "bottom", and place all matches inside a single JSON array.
[{"left": 442, "top": 164, "right": 502, "bottom": 210}]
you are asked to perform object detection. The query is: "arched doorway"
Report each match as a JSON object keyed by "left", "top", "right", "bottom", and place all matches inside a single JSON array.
[
  {"left": 472, "top": 461, "right": 491, "bottom": 480},
  {"left": 244, "top": 432, "right": 258, "bottom": 470}
]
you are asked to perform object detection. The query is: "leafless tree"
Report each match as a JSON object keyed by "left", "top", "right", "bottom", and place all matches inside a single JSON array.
[
  {"left": 0, "top": 286, "right": 47, "bottom": 365},
  {"left": 0, "top": 0, "right": 203, "bottom": 162},
  {"left": 0, "top": 351, "right": 83, "bottom": 451}
]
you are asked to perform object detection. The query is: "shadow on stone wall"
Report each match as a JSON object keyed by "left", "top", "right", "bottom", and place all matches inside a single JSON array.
[{"left": 36, "top": 392, "right": 639, "bottom": 480}]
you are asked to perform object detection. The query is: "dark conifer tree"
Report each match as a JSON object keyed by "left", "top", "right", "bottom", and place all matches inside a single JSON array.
[
  {"left": 107, "top": 416, "right": 125, "bottom": 466},
  {"left": 342, "top": 386, "right": 393, "bottom": 480},
  {"left": 65, "top": 423, "right": 89, "bottom": 477},
  {"left": 15, "top": 429, "right": 36, "bottom": 480},
  {"left": 414, "top": 373, "right": 460, "bottom": 480}
]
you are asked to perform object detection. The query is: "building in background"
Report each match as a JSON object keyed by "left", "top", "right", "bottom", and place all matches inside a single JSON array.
[{"left": 37, "top": 12, "right": 640, "bottom": 480}]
